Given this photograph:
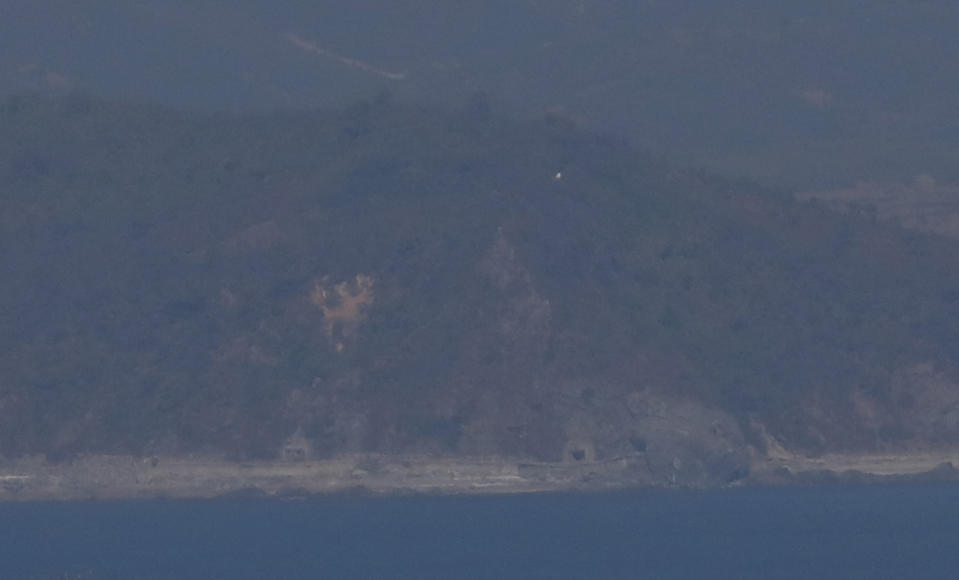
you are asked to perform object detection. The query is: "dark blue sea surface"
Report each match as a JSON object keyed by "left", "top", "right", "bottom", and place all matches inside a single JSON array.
[{"left": 2, "top": 483, "right": 959, "bottom": 579}]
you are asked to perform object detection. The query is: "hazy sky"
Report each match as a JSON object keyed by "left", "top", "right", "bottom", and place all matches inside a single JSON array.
[{"left": 5, "top": 1, "right": 959, "bottom": 188}]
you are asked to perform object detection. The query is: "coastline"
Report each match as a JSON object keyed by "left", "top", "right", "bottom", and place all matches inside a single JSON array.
[
  {"left": 0, "top": 454, "right": 648, "bottom": 502},
  {"left": 749, "top": 451, "right": 959, "bottom": 486},
  {"left": 1, "top": 450, "right": 959, "bottom": 502}
]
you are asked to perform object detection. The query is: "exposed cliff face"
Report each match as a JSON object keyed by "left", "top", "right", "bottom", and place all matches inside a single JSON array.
[{"left": 4, "top": 94, "right": 959, "bottom": 469}]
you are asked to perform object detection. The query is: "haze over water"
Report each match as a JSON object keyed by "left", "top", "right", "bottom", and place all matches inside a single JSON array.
[{"left": 5, "top": 483, "right": 959, "bottom": 579}]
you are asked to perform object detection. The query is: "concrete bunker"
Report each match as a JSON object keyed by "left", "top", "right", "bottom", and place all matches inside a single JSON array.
[
  {"left": 563, "top": 440, "right": 596, "bottom": 463},
  {"left": 281, "top": 428, "right": 313, "bottom": 462}
]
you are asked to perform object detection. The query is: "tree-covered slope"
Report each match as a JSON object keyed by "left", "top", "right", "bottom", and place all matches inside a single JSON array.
[{"left": 3, "top": 93, "right": 959, "bottom": 462}]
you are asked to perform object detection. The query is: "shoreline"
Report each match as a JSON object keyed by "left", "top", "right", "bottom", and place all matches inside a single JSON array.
[
  {"left": 0, "top": 454, "right": 647, "bottom": 502},
  {"left": 1, "top": 451, "right": 958, "bottom": 502}
]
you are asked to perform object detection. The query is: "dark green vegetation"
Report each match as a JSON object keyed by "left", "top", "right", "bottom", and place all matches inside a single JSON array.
[{"left": 3, "top": 93, "right": 959, "bottom": 461}]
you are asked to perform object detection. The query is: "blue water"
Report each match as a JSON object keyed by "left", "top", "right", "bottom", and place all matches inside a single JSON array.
[{"left": 3, "top": 483, "right": 959, "bottom": 579}]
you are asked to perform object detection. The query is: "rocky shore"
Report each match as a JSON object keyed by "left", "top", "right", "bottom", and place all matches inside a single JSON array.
[
  {"left": 0, "top": 454, "right": 661, "bottom": 502},
  {"left": 1, "top": 450, "right": 958, "bottom": 502},
  {"left": 749, "top": 451, "right": 959, "bottom": 487}
]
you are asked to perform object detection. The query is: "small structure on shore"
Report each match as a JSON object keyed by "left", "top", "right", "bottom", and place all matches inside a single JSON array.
[
  {"left": 281, "top": 428, "right": 313, "bottom": 462},
  {"left": 563, "top": 439, "right": 596, "bottom": 463}
]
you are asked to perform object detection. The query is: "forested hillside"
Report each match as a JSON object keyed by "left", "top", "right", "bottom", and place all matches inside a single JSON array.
[{"left": 3, "top": 93, "right": 959, "bottom": 463}]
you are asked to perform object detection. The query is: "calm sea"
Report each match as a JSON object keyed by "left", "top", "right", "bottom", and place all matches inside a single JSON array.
[{"left": 2, "top": 483, "right": 958, "bottom": 579}]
